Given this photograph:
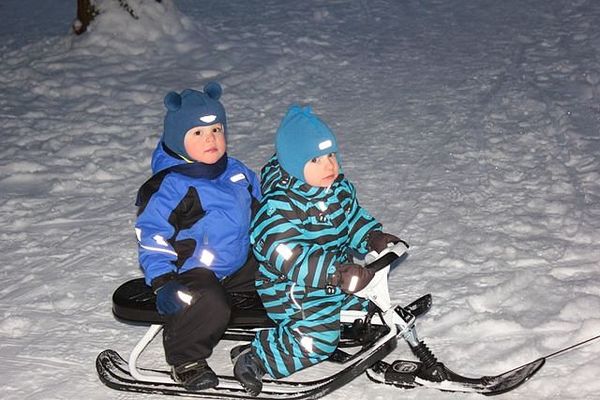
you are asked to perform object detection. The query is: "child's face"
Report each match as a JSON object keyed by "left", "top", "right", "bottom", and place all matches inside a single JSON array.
[
  {"left": 303, "top": 153, "right": 339, "bottom": 187},
  {"left": 183, "top": 123, "right": 226, "bottom": 164}
]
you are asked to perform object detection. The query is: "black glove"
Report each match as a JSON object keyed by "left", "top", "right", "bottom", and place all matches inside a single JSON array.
[
  {"left": 368, "top": 231, "right": 407, "bottom": 253},
  {"left": 152, "top": 274, "right": 193, "bottom": 316},
  {"left": 331, "top": 263, "right": 375, "bottom": 294}
]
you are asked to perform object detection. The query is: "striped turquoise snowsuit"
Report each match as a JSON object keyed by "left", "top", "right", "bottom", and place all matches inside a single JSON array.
[{"left": 249, "top": 157, "right": 382, "bottom": 378}]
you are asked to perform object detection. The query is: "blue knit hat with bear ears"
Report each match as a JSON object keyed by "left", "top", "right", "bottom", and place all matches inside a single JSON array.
[
  {"left": 163, "top": 81, "right": 226, "bottom": 160},
  {"left": 275, "top": 104, "right": 338, "bottom": 182}
]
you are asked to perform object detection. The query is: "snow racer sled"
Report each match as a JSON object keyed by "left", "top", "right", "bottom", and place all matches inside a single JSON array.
[{"left": 96, "top": 243, "right": 543, "bottom": 398}]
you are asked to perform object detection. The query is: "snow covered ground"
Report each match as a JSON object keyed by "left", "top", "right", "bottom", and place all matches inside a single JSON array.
[{"left": 1, "top": 0, "right": 599, "bottom": 399}]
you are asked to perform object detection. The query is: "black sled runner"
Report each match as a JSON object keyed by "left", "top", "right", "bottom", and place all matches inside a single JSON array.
[{"left": 96, "top": 244, "right": 544, "bottom": 398}]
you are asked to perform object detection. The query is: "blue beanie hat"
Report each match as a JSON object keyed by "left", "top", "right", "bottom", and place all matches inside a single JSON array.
[
  {"left": 163, "top": 81, "right": 226, "bottom": 159},
  {"left": 275, "top": 105, "right": 338, "bottom": 182}
]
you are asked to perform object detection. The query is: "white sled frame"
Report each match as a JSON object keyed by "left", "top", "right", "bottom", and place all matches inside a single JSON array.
[
  {"left": 126, "top": 243, "right": 411, "bottom": 385},
  {"left": 129, "top": 324, "right": 169, "bottom": 383}
]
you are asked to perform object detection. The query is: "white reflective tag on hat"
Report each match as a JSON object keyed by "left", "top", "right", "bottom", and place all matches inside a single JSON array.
[
  {"left": 200, "top": 115, "right": 217, "bottom": 123},
  {"left": 230, "top": 173, "right": 246, "bottom": 183},
  {"left": 318, "top": 140, "right": 332, "bottom": 150}
]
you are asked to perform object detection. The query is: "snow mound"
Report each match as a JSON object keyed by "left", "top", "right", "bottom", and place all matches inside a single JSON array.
[{"left": 80, "top": 0, "right": 198, "bottom": 55}]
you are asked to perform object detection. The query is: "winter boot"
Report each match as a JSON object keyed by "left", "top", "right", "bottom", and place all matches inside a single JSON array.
[
  {"left": 232, "top": 345, "right": 266, "bottom": 396},
  {"left": 172, "top": 359, "right": 219, "bottom": 391}
]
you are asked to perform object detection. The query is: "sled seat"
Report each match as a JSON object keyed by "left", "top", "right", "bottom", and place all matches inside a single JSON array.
[
  {"left": 112, "top": 278, "right": 276, "bottom": 384},
  {"left": 112, "top": 277, "right": 275, "bottom": 329}
]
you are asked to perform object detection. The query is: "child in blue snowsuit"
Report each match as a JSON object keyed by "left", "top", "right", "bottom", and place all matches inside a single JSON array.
[
  {"left": 233, "top": 105, "right": 402, "bottom": 395},
  {"left": 135, "top": 82, "right": 261, "bottom": 391}
]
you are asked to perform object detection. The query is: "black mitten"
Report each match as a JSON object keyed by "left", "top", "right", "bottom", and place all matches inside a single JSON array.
[
  {"left": 368, "top": 231, "right": 407, "bottom": 253},
  {"left": 151, "top": 274, "right": 193, "bottom": 316},
  {"left": 331, "top": 263, "right": 375, "bottom": 294}
]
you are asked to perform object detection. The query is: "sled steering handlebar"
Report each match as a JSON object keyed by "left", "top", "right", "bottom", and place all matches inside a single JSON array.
[{"left": 364, "top": 242, "right": 409, "bottom": 273}]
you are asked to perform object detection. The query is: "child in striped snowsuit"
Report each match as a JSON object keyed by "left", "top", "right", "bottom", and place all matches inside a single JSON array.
[{"left": 233, "top": 105, "right": 402, "bottom": 395}]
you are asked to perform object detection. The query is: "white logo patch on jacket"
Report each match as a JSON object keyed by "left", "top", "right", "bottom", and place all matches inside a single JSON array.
[{"left": 230, "top": 173, "right": 246, "bottom": 183}]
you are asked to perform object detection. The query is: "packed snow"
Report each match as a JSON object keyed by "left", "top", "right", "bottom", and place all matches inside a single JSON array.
[{"left": 1, "top": 0, "right": 599, "bottom": 399}]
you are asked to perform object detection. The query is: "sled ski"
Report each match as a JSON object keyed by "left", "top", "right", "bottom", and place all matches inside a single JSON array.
[
  {"left": 366, "top": 357, "right": 544, "bottom": 395},
  {"left": 97, "top": 332, "right": 397, "bottom": 399}
]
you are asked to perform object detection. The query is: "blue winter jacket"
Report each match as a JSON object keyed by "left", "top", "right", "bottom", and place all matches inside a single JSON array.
[{"left": 136, "top": 142, "right": 261, "bottom": 286}]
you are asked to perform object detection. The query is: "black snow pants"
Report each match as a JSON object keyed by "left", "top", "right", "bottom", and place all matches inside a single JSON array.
[{"left": 162, "top": 253, "right": 258, "bottom": 367}]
